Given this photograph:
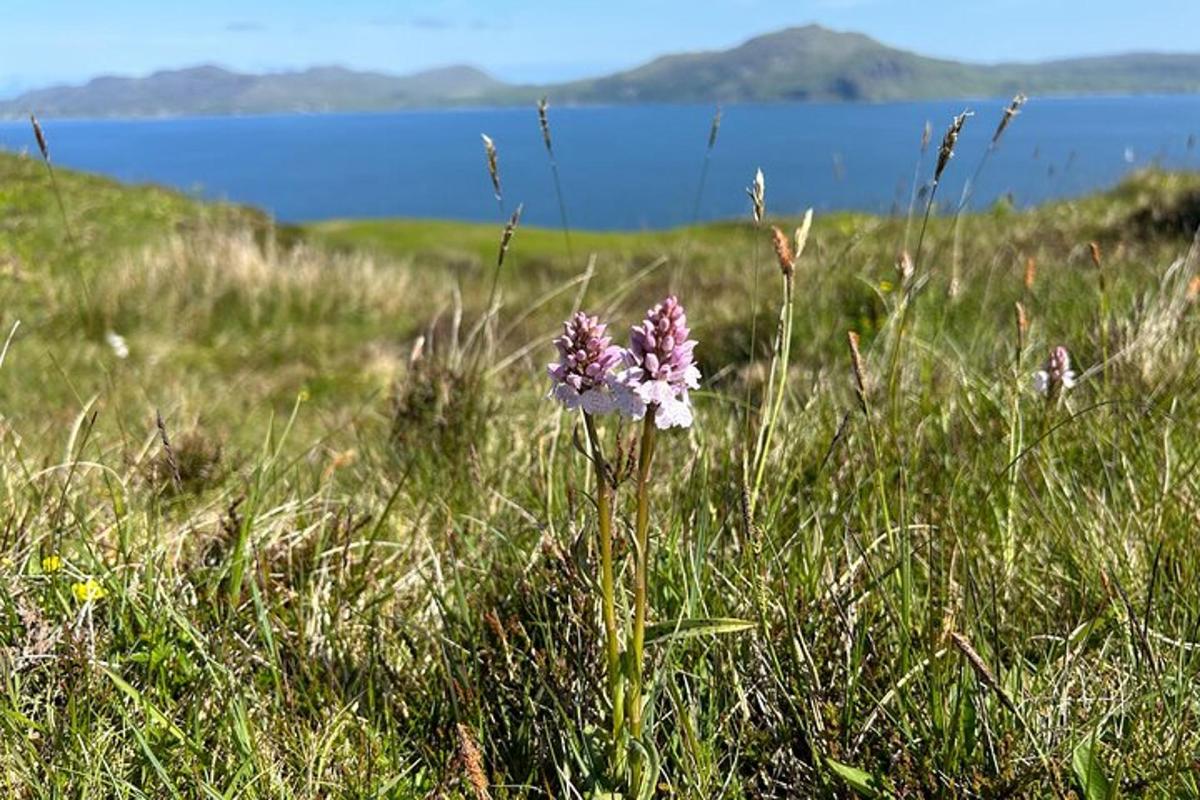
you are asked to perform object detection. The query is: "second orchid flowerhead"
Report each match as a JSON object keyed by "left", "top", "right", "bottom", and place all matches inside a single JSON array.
[
  {"left": 616, "top": 295, "right": 700, "bottom": 429},
  {"left": 1033, "top": 345, "right": 1077, "bottom": 396}
]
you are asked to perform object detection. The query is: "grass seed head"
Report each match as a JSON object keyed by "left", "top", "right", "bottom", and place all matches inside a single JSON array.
[
  {"left": 537, "top": 96, "right": 552, "bottom": 153},
  {"left": 1015, "top": 301, "right": 1028, "bottom": 352},
  {"left": 746, "top": 168, "right": 765, "bottom": 225},
  {"left": 847, "top": 331, "right": 868, "bottom": 414},
  {"left": 992, "top": 93, "right": 1027, "bottom": 146},
  {"left": 496, "top": 204, "right": 522, "bottom": 269},
  {"left": 934, "top": 110, "right": 973, "bottom": 185},
  {"left": 29, "top": 114, "right": 49, "bottom": 162},
  {"left": 770, "top": 226, "right": 794, "bottom": 277},
  {"left": 949, "top": 632, "right": 1018, "bottom": 714},
  {"left": 707, "top": 105, "right": 723, "bottom": 151},
  {"left": 480, "top": 133, "right": 501, "bottom": 199},
  {"left": 1023, "top": 255, "right": 1037, "bottom": 290},
  {"left": 794, "top": 208, "right": 814, "bottom": 262},
  {"left": 896, "top": 250, "right": 915, "bottom": 285},
  {"left": 455, "top": 723, "right": 492, "bottom": 800}
]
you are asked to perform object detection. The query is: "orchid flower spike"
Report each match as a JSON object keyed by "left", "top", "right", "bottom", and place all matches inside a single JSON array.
[
  {"left": 547, "top": 312, "right": 623, "bottom": 414},
  {"left": 614, "top": 295, "right": 700, "bottom": 429},
  {"left": 1033, "top": 345, "right": 1077, "bottom": 396}
]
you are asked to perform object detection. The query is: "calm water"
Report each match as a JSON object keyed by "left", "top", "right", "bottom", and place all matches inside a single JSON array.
[{"left": 1, "top": 96, "right": 1198, "bottom": 229}]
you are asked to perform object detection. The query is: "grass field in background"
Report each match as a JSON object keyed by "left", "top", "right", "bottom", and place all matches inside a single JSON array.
[{"left": 2, "top": 147, "right": 1200, "bottom": 797}]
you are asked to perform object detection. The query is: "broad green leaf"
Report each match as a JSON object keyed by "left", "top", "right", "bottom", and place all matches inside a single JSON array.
[
  {"left": 1072, "top": 737, "right": 1114, "bottom": 800},
  {"left": 826, "top": 757, "right": 881, "bottom": 798},
  {"left": 645, "top": 617, "right": 755, "bottom": 644}
]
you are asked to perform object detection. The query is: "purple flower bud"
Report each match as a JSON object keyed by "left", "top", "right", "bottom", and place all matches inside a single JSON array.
[
  {"left": 614, "top": 296, "right": 700, "bottom": 429},
  {"left": 547, "top": 312, "right": 623, "bottom": 414},
  {"left": 1033, "top": 345, "right": 1078, "bottom": 396}
]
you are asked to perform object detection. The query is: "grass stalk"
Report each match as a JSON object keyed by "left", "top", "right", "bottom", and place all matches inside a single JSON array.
[
  {"left": 538, "top": 97, "right": 577, "bottom": 270},
  {"left": 749, "top": 267, "right": 793, "bottom": 516}
]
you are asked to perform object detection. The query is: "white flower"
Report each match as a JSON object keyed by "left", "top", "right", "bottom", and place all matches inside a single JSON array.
[{"left": 105, "top": 331, "right": 129, "bottom": 359}]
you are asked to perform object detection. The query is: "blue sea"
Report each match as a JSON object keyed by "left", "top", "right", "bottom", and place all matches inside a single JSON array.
[{"left": 1, "top": 96, "right": 1198, "bottom": 229}]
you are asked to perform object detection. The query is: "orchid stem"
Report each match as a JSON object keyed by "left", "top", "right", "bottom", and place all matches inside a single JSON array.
[
  {"left": 628, "top": 411, "right": 657, "bottom": 783},
  {"left": 583, "top": 413, "right": 624, "bottom": 749}
]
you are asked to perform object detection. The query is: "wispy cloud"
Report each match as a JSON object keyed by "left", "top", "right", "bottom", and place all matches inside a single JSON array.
[
  {"left": 410, "top": 16, "right": 454, "bottom": 30},
  {"left": 224, "top": 21, "right": 266, "bottom": 33},
  {"left": 366, "top": 15, "right": 506, "bottom": 32}
]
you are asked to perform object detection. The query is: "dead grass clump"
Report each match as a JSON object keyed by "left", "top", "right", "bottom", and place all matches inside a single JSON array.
[
  {"left": 144, "top": 425, "right": 225, "bottom": 495},
  {"left": 389, "top": 356, "right": 494, "bottom": 469}
]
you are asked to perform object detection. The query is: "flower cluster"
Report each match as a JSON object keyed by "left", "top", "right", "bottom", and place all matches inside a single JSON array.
[
  {"left": 615, "top": 296, "right": 700, "bottom": 429},
  {"left": 547, "top": 312, "right": 623, "bottom": 414},
  {"left": 1033, "top": 345, "right": 1077, "bottom": 396},
  {"left": 548, "top": 296, "right": 700, "bottom": 429}
]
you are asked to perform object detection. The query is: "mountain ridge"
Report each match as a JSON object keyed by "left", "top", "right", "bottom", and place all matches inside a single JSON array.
[{"left": 4, "top": 25, "right": 1200, "bottom": 118}]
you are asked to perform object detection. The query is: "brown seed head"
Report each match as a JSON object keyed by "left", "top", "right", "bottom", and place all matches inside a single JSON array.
[
  {"left": 847, "top": 331, "right": 868, "bottom": 414},
  {"left": 770, "top": 226, "right": 794, "bottom": 277},
  {"left": 1014, "top": 301, "right": 1028, "bottom": 352},
  {"left": 1089, "top": 241, "right": 1102, "bottom": 270},
  {"left": 1187, "top": 275, "right": 1200, "bottom": 303},
  {"left": 1023, "top": 255, "right": 1037, "bottom": 290},
  {"left": 455, "top": 723, "right": 492, "bottom": 800}
]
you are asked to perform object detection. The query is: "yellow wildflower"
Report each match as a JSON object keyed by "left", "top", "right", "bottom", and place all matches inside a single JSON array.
[
  {"left": 72, "top": 578, "right": 108, "bottom": 603},
  {"left": 42, "top": 554, "right": 62, "bottom": 573}
]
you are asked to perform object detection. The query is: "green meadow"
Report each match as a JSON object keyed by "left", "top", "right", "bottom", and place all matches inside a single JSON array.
[{"left": 2, "top": 145, "right": 1200, "bottom": 797}]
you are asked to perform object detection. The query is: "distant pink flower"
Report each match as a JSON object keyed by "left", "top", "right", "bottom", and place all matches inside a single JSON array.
[
  {"left": 547, "top": 312, "right": 623, "bottom": 414},
  {"left": 1033, "top": 345, "right": 1077, "bottom": 396},
  {"left": 614, "top": 295, "right": 700, "bottom": 429}
]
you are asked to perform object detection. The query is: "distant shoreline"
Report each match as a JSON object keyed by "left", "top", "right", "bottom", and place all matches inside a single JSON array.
[{"left": 4, "top": 91, "right": 1200, "bottom": 124}]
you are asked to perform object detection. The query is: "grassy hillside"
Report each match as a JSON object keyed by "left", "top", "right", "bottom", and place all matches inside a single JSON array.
[{"left": 3, "top": 145, "right": 1200, "bottom": 797}]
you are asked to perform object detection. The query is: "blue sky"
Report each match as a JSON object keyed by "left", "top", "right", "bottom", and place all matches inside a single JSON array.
[{"left": 2, "top": 0, "right": 1198, "bottom": 96}]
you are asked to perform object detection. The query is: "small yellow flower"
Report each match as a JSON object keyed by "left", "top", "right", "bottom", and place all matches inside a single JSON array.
[
  {"left": 42, "top": 554, "right": 62, "bottom": 573},
  {"left": 298, "top": 389, "right": 311, "bottom": 402},
  {"left": 879, "top": 280, "right": 894, "bottom": 294},
  {"left": 72, "top": 578, "right": 108, "bottom": 603}
]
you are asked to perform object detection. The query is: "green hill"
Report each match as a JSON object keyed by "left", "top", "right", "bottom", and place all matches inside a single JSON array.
[
  {"left": 546, "top": 25, "right": 1200, "bottom": 103},
  {"left": 4, "top": 25, "right": 1200, "bottom": 118},
  {"left": 0, "top": 63, "right": 504, "bottom": 118}
]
